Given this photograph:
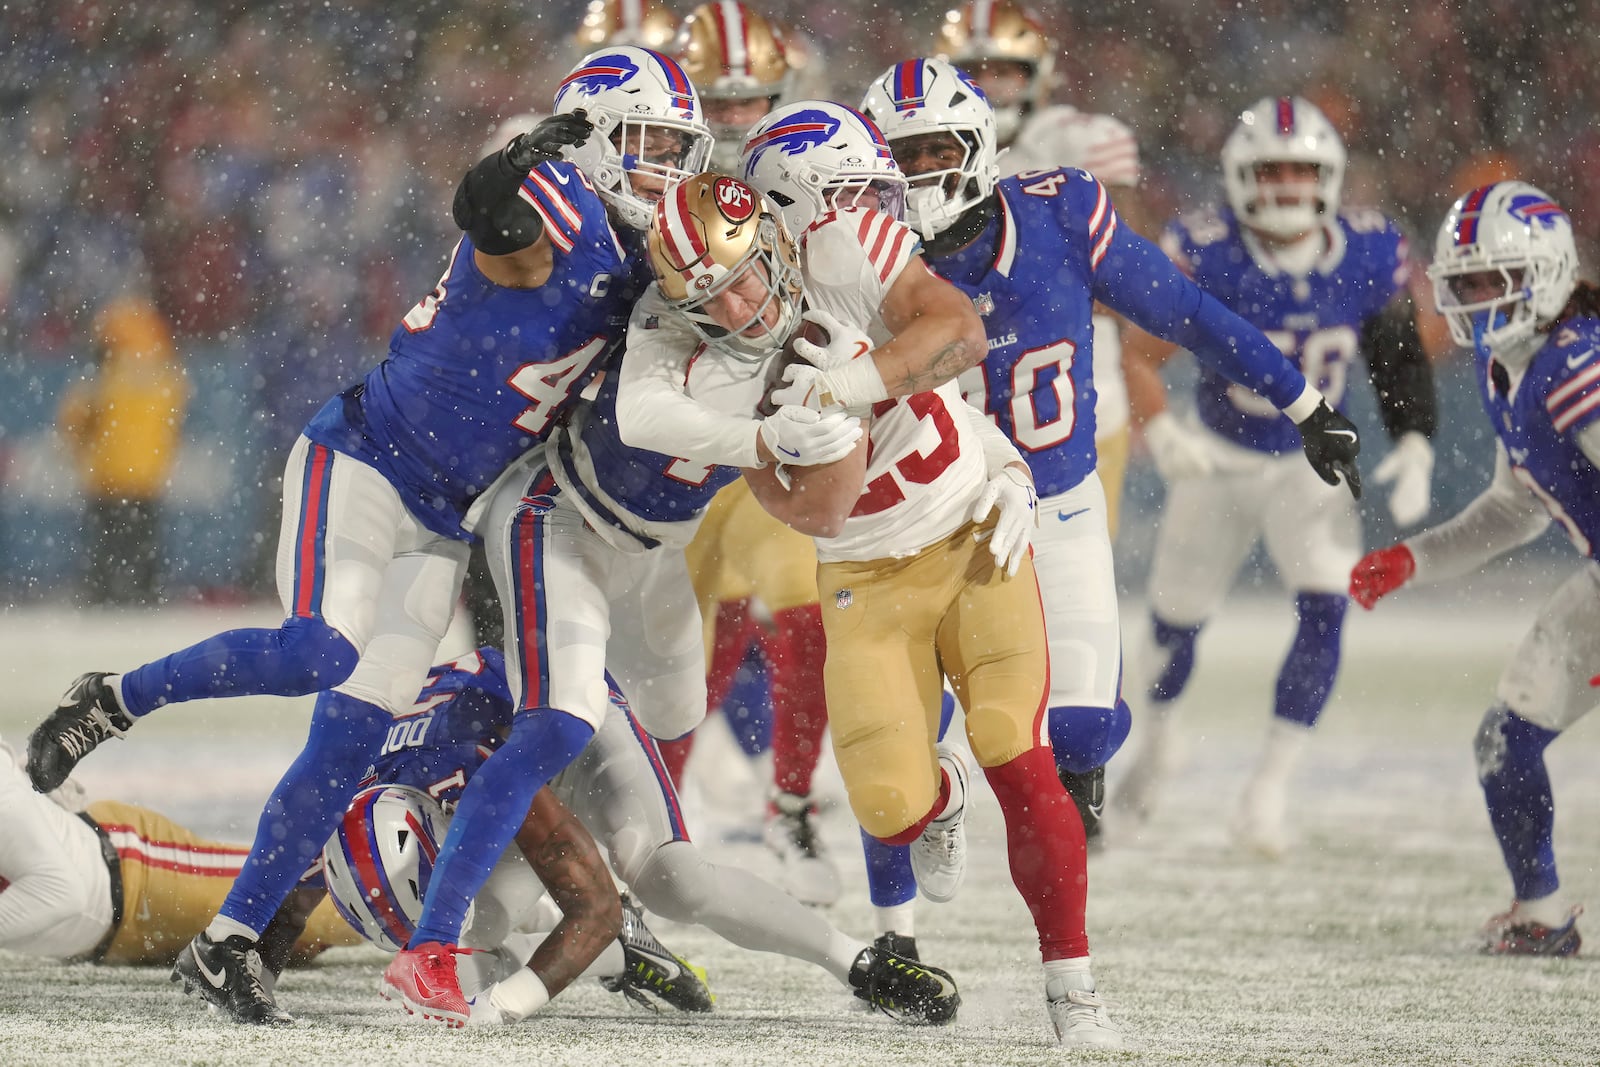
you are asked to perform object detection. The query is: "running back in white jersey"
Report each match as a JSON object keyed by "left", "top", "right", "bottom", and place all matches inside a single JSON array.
[{"left": 797, "top": 209, "right": 988, "bottom": 562}]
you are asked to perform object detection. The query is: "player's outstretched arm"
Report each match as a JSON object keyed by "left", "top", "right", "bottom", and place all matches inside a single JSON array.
[
  {"left": 455, "top": 111, "right": 596, "bottom": 289},
  {"left": 509, "top": 786, "right": 622, "bottom": 1000}
]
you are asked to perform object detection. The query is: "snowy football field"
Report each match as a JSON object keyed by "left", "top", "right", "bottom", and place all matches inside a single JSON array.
[{"left": 0, "top": 581, "right": 1596, "bottom": 1066}]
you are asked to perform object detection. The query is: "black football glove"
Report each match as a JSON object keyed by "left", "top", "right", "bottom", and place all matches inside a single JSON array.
[
  {"left": 506, "top": 110, "right": 594, "bottom": 171},
  {"left": 1296, "top": 400, "right": 1362, "bottom": 499}
]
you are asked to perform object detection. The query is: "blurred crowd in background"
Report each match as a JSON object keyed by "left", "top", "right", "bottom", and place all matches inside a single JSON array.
[{"left": 0, "top": 0, "right": 1591, "bottom": 603}]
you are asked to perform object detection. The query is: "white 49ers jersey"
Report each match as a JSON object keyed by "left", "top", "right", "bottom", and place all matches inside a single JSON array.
[
  {"left": 799, "top": 209, "right": 987, "bottom": 563},
  {"left": 1001, "top": 104, "right": 1141, "bottom": 439}
]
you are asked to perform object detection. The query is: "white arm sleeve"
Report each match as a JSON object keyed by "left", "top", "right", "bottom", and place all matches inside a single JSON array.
[
  {"left": 0, "top": 757, "right": 110, "bottom": 958},
  {"left": 1404, "top": 443, "right": 1551, "bottom": 583},
  {"left": 614, "top": 287, "right": 763, "bottom": 468},
  {"left": 964, "top": 402, "right": 1028, "bottom": 478}
]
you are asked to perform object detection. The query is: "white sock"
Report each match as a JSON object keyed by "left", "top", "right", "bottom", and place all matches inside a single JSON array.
[
  {"left": 205, "top": 915, "right": 259, "bottom": 944},
  {"left": 1516, "top": 894, "right": 1569, "bottom": 927},
  {"left": 1252, "top": 718, "right": 1312, "bottom": 791},
  {"left": 873, "top": 902, "right": 916, "bottom": 939},
  {"left": 488, "top": 968, "right": 550, "bottom": 1022},
  {"left": 936, "top": 752, "right": 966, "bottom": 820},
  {"left": 1043, "top": 955, "right": 1094, "bottom": 994}
]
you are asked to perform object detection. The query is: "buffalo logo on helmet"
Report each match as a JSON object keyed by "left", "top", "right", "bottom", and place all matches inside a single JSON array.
[
  {"left": 557, "top": 51, "right": 641, "bottom": 98},
  {"left": 1507, "top": 193, "right": 1567, "bottom": 229},
  {"left": 743, "top": 107, "right": 842, "bottom": 167},
  {"left": 712, "top": 176, "right": 757, "bottom": 223}
]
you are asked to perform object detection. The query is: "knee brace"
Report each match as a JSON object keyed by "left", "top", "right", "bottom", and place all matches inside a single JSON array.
[
  {"left": 1273, "top": 592, "right": 1346, "bottom": 728},
  {"left": 1149, "top": 616, "right": 1202, "bottom": 702},
  {"left": 1048, "top": 699, "right": 1133, "bottom": 775}
]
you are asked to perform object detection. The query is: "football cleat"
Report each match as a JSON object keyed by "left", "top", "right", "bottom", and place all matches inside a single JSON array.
[
  {"left": 847, "top": 946, "right": 960, "bottom": 1025},
  {"left": 27, "top": 672, "right": 131, "bottom": 793},
  {"left": 872, "top": 931, "right": 919, "bottom": 962},
  {"left": 601, "top": 894, "right": 714, "bottom": 1013},
  {"left": 763, "top": 792, "right": 843, "bottom": 906},
  {"left": 170, "top": 932, "right": 293, "bottom": 1026},
  {"left": 380, "top": 941, "right": 474, "bottom": 1027},
  {"left": 910, "top": 743, "right": 969, "bottom": 903},
  {"left": 1482, "top": 903, "right": 1583, "bottom": 957},
  {"left": 1059, "top": 764, "right": 1106, "bottom": 851},
  {"left": 1046, "top": 975, "right": 1123, "bottom": 1048}
]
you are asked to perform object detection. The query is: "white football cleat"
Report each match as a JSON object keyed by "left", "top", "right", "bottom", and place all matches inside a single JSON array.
[
  {"left": 764, "top": 792, "right": 842, "bottom": 906},
  {"left": 1046, "top": 974, "right": 1123, "bottom": 1048},
  {"left": 911, "top": 744, "right": 970, "bottom": 904}
]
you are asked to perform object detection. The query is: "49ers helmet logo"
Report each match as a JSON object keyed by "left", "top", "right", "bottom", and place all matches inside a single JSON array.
[{"left": 712, "top": 176, "right": 756, "bottom": 223}]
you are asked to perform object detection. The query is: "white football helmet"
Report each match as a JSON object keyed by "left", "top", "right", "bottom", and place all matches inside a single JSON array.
[
  {"left": 860, "top": 58, "right": 998, "bottom": 240},
  {"left": 1221, "top": 96, "right": 1345, "bottom": 240},
  {"left": 648, "top": 172, "right": 804, "bottom": 360},
  {"left": 552, "top": 46, "right": 715, "bottom": 230},
  {"left": 322, "top": 784, "right": 450, "bottom": 953},
  {"left": 933, "top": 0, "right": 1058, "bottom": 145},
  {"left": 1428, "top": 181, "right": 1578, "bottom": 361},
  {"left": 741, "top": 100, "right": 908, "bottom": 237}
]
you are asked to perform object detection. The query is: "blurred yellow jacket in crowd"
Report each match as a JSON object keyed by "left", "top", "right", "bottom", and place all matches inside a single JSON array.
[{"left": 57, "top": 296, "right": 190, "bottom": 499}]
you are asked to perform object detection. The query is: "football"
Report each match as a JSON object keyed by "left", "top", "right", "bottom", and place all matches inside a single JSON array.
[{"left": 758, "top": 318, "right": 829, "bottom": 415}]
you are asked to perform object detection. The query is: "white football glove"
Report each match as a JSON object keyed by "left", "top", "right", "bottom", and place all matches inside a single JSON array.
[
  {"left": 971, "top": 466, "right": 1037, "bottom": 578},
  {"left": 1372, "top": 431, "right": 1434, "bottom": 527},
  {"left": 791, "top": 309, "right": 873, "bottom": 371},
  {"left": 1143, "top": 411, "right": 1216, "bottom": 483},
  {"left": 757, "top": 404, "right": 863, "bottom": 467}
]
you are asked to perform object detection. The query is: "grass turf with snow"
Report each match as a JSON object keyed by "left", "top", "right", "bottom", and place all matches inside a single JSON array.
[{"left": 0, "top": 583, "right": 1595, "bottom": 1066}]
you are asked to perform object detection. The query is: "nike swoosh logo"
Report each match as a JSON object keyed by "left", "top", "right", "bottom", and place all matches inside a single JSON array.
[
  {"left": 550, "top": 169, "right": 570, "bottom": 185},
  {"left": 1567, "top": 349, "right": 1595, "bottom": 369},
  {"left": 1326, "top": 429, "right": 1357, "bottom": 441},
  {"left": 192, "top": 944, "right": 229, "bottom": 989},
  {"left": 1057, "top": 508, "right": 1089, "bottom": 522},
  {"left": 779, "top": 446, "right": 801, "bottom": 459},
  {"left": 1086, "top": 798, "right": 1104, "bottom": 820}
]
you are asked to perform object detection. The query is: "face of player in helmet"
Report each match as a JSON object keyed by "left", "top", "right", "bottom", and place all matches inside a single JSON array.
[
  {"left": 699, "top": 257, "right": 787, "bottom": 340},
  {"left": 704, "top": 95, "right": 777, "bottom": 133},
  {"left": 965, "top": 58, "right": 1033, "bottom": 111},
  {"left": 613, "top": 125, "right": 701, "bottom": 206},
  {"left": 1246, "top": 160, "right": 1322, "bottom": 237},
  {"left": 891, "top": 132, "right": 970, "bottom": 200}
]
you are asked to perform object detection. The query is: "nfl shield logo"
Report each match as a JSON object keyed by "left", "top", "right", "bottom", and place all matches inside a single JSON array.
[
  {"left": 835, "top": 588, "right": 853, "bottom": 610},
  {"left": 972, "top": 292, "right": 995, "bottom": 316}
]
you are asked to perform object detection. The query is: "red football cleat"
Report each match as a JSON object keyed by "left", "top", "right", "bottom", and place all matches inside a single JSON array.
[{"left": 380, "top": 941, "right": 472, "bottom": 1027}]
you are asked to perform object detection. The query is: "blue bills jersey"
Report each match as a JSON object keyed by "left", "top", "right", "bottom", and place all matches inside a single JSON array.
[
  {"left": 1163, "top": 206, "right": 1409, "bottom": 454},
  {"left": 932, "top": 168, "right": 1311, "bottom": 496},
  {"left": 1479, "top": 320, "right": 1600, "bottom": 559},
  {"left": 305, "top": 160, "right": 643, "bottom": 541}
]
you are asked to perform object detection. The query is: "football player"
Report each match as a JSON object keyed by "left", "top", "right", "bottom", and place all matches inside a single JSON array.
[
  {"left": 375, "top": 171, "right": 888, "bottom": 1021},
  {"left": 348, "top": 647, "right": 962, "bottom": 1025},
  {"left": 1114, "top": 96, "right": 1436, "bottom": 857},
  {"left": 1351, "top": 182, "right": 1598, "bottom": 956},
  {"left": 0, "top": 739, "right": 359, "bottom": 972},
  {"left": 859, "top": 68, "right": 1364, "bottom": 859},
  {"left": 933, "top": 0, "right": 1147, "bottom": 538},
  {"left": 721, "top": 129, "right": 1125, "bottom": 1046},
  {"left": 25, "top": 46, "right": 713, "bottom": 1027}
]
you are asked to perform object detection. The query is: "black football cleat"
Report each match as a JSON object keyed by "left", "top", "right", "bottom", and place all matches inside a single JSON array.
[
  {"left": 848, "top": 945, "right": 960, "bottom": 1025},
  {"left": 172, "top": 932, "right": 293, "bottom": 1026},
  {"left": 601, "top": 894, "right": 713, "bottom": 1013},
  {"left": 28, "top": 672, "right": 132, "bottom": 793}
]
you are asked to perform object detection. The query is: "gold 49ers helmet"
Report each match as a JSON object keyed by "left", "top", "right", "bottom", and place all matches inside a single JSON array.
[
  {"left": 934, "top": 0, "right": 1057, "bottom": 144},
  {"left": 648, "top": 173, "right": 803, "bottom": 360},
  {"left": 573, "top": 0, "right": 680, "bottom": 51},
  {"left": 676, "top": 2, "right": 794, "bottom": 171}
]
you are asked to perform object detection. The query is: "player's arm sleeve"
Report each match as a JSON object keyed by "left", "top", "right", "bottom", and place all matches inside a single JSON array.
[
  {"left": 1093, "top": 223, "right": 1311, "bottom": 413},
  {"left": 963, "top": 401, "right": 1028, "bottom": 477},
  {"left": 1578, "top": 421, "right": 1600, "bottom": 469},
  {"left": 1403, "top": 443, "right": 1551, "bottom": 581},
  {"left": 0, "top": 781, "right": 94, "bottom": 952},
  {"left": 1362, "top": 294, "right": 1438, "bottom": 440},
  {"left": 614, "top": 291, "right": 763, "bottom": 467}
]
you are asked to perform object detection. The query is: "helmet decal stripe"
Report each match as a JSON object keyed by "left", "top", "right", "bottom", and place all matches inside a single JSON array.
[
  {"left": 658, "top": 182, "right": 709, "bottom": 274},
  {"left": 971, "top": 0, "right": 995, "bottom": 36},
  {"left": 1275, "top": 97, "right": 1295, "bottom": 136},
  {"left": 892, "top": 60, "right": 927, "bottom": 111},
  {"left": 345, "top": 790, "right": 416, "bottom": 948},
  {"left": 649, "top": 49, "right": 696, "bottom": 109},
  {"left": 716, "top": 1, "right": 747, "bottom": 73},
  {"left": 1454, "top": 183, "right": 1497, "bottom": 247}
]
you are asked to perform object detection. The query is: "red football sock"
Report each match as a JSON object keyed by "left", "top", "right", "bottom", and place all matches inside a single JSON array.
[
  {"left": 769, "top": 604, "right": 830, "bottom": 799},
  {"left": 707, "top": 599, "right": 758, "bottom": 711},
  {"left": 983, "top": 745, "right": 1089, "bottom": 960}
]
